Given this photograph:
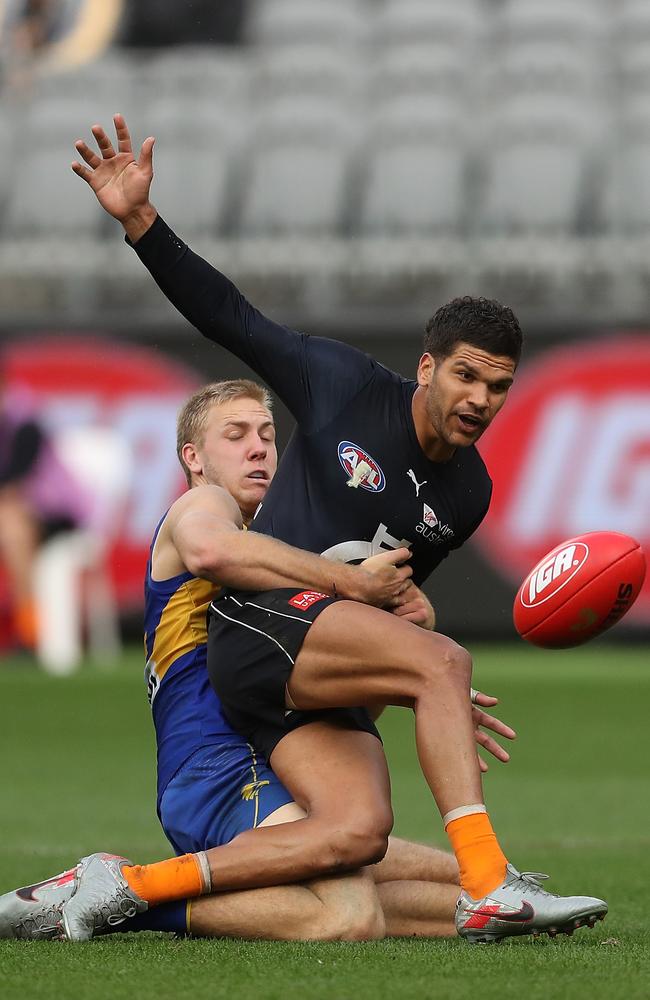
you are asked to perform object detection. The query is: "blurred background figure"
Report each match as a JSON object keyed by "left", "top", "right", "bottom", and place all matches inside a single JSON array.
[
  {"left": 1, "top": 0, "right": 59, "bottom": 91},
  {"left": 0, "top": 372, "right": 91, "bottom": 658},
  {"left": 0, "top": 0, "right": 124, "bottom": 93}
]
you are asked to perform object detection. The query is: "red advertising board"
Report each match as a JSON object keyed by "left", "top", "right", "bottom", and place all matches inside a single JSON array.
[
  {"left": 476, "top": 335, "right": 650, "bottom": 623},
  {"left": 3, "top": 336, "right": 199, "bottom": 607}
]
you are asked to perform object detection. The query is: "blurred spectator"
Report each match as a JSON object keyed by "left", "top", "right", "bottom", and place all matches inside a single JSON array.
[
  {"left": 0, "top": 376, "right": 92, "bottom": 654},
  {"left": 1, "top": 0, "right": 59, "bottom": 90},
  {"left": 1, "top": 1, "right": 123, "bottom": 91},
  {"left": 118, "top": 0, "right": 246, "bottom": 47}
]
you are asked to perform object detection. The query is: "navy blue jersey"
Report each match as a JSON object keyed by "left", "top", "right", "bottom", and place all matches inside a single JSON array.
[{"left": 132, "top": 218, "right": 492, "bottom": 585}]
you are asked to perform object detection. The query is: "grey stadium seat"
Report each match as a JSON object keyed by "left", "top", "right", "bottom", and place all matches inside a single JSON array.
[
  {"left": 373, "top": 0, "right": 484, "bottom": 47},
  {"left": 477, "top": 95, "right": 601, "bottom": 235},
  {"left": 618, "top": 40, "right": 650, "bottom": 95},
  {"left": 138, "top": 47, "right": 249, "bottom": 105},
  {"left": 5, "top": 150, "right": 103, "bottom": 237},
  {"left": 238, "top": 97, "right": 356, "bottom": 236},
  {"left": 0, "top": 104, "right": 19, "bottom": 228},
  {"left": 603, "top": 96, "right": 650, "bottom": 234},
  {"left": 617, "top": 0, "right": 650, "bottom": 44},
  {"left": 251, "top": 45, "right": 364, "bottom": 101},
  {"left": 246, "top": 0, "right": 368, "bottom": 47},
  {"left": 4, "top": 99, "right": 107, "bottom": 237},
  {"left": 486, "top": 41, "right": 600, "bottom": 99},
  {"left": 499, "top": 0, "right": 610, "bottom": 46},
  {"left": 143, "top": 99, "right": 239, "bottom": 237},
  {"left": 30, "top": 53, "right": 143, "bottom": 115},
  {"left": 370, "top": 42, "right": 470, "bottom": 100},
  {"left": 359, "top": 95, "right": 469, "bottom": 236}
]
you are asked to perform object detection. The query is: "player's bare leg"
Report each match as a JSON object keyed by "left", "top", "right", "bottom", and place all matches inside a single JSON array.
[
  {"left": 188, "top": 830, "right": 460, "bottom": 940},
  {"left": 61, "top": 723, "right": 394, "bottom": 939},
  {"left": 189, "top": 868, "right": 384, "bottom": 942},
  {"left": 284, "top": 603, "right": 607, "bottom": 940},
  {"left": 377, "top": 881, "right": 458, "bottom": 937},
  {"left": 373, "top": 836, "right": 459, "bottom": 886},
  {"left": 190, "top": 724, "right": 393, "bottom": 890}
]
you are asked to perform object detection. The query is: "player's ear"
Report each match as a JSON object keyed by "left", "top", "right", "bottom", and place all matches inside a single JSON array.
[
  {"left": 417, "top": 353, "right": 435, "bottom": 387},
  {"left": 182, "top": 441, "right": 202, "bottom": 476}
]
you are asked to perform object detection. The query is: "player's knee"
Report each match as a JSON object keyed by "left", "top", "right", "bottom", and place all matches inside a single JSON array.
[
  {"left": 313, "top": 876, "right": 386, "bottom": 942},
  {"left": 332, "top": 809, "right": 393, "bottom": 869},
  {"left": 418, "top": 636, "right": 472, "bottom": 689},
  {"left": 334, "top": 898, "right": 386, "bottom": 942}
]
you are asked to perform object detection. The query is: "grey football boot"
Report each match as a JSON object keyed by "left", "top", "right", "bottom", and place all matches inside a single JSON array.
[
  {"left": 456, "top": 863, "right": 608, "bottom": 943},
  {"left": 61, "top": 853, "right": 148, "bottom": 941},
  {"left": 0, "top": 867, "right": 77, "bottom": 940}
]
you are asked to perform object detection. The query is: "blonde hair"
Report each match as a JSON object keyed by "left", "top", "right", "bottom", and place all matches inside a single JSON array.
[{"left": 177, "top": 379, "right": 273, "bottom": 486}]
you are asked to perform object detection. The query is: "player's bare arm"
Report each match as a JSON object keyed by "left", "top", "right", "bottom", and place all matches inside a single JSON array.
[
  {"left": 72, "top": 114, "right": 157, "bottom": 243},
  {"left": 158, "top": 485, "right": 413, "bottom": 606}
]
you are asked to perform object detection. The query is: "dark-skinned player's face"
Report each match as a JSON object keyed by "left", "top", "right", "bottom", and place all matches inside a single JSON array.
[{"left": 418, "top": 342, "right": 516, "bottom": 449}]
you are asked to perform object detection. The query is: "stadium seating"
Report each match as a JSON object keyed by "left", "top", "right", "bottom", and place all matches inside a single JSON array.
[
  {"left": 369, "top": 42, "right": 470, "bottom": 101},
  {"left": 359, "top": 95, "right": 468, "bottom": 235},
  {"left": 251, "top": 45, "right": 364, "bottom": 101},
  {"left": 138, "top": 47, "right": 249, "bottom": 104},
  {"left": 238, "top": 96, "right": 357, "bottom": 236},
  {"left": 477, "top": 95, "right": 602, "bottom": 235},
  {"left": 246, "top": 0, "right": 368, "bottom": 48},
  {"left": 373, "top": 0, "right": 484, "bottom": 47},
  {"left": 498, "top": 0, "right": 609, "bottom": 46},
  {"left": 2, "top": 1, "right": 650, "bottom": 316},
  {"left": 618, "top": 0, "right": 650, "bottom": 44},
  {"left": 603, "top": 95, "right": 650, "bottom": 234},
  {"left": 30, "top": 52, "right": 143, "bottom": 112},
  {"left": 485, "top": 41, "right": 601, "bottom": 99}
]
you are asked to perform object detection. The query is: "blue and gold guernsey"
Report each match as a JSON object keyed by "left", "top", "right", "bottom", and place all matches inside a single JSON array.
[{"left": 144, "top": 514, "right": 237, "bottom": 811}]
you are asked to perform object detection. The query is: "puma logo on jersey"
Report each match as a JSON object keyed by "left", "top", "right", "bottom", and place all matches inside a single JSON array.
[{"left": 407, "top": 469, "right": 427, "bottom": 497}]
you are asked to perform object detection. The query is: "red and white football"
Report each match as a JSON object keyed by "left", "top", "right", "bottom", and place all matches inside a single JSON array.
[{"left": 513, "top": 531, "right": 646, "bottom": 648}]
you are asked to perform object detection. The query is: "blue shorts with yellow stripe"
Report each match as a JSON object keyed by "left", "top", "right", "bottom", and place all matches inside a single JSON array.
[{"left": 159, "top": 741, "right": 294, "bottom": 855}]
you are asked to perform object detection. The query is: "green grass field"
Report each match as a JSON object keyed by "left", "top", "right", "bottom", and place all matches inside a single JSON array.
[{"left": 1, "top": 644, "right": 648, "bottom": 1000}]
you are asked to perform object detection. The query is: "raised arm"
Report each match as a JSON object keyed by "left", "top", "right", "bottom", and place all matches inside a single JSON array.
[
  {"left": 72, "top": 115, "right": 376, "bottom": 427},
  {"left": 163, "top": 486, "right": 412, "bottom": 608}
]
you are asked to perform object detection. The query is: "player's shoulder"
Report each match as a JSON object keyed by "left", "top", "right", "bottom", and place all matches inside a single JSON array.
[
  {"left": 467, "top": 443, "right": 491, "bottom": 476},
  {"left": 168, "top": 484, "right": 241, "bottom": 522},
  {"left": 456, "top": 444, "right": 492, "bottom": 491}
]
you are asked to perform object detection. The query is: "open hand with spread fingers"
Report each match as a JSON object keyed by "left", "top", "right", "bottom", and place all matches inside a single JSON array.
[
  {"left": 72, "top": 113, "right": 157, "bottom": 242},
  {"left": 470, "top": 689, "right": 516, "bottom": 772}
]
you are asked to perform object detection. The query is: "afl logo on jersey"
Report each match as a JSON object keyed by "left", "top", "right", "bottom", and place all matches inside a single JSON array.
[{"left": 338, "top": 441, "right": 386, "bottom": 492}]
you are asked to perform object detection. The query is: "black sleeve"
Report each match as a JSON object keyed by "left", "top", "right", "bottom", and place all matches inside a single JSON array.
[
  {"left": 130, "top": 216, "right": 376, "bottom": 431},
  {"left": 0, "top": 421, "right": 43, "bottom": 486}
]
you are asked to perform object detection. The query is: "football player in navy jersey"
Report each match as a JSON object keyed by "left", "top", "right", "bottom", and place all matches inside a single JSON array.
[
  {"left": 0, "top": 379, "right": 473, "bottom": 942},
  {"left": 63, "top": 116, "right": 608, "bottom": 944}
]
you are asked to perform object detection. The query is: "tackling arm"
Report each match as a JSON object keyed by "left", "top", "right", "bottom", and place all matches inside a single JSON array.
[{"left": 168, "top": 486, "right": 412, "bottom": 607}]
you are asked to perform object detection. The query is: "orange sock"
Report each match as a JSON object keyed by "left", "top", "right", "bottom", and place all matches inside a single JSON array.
[
  {"left": 445, "top": 811, "right": 508, "bottom": 900},
  {"left": 122, "top": 854, "right": 207, "bottom": 906}
]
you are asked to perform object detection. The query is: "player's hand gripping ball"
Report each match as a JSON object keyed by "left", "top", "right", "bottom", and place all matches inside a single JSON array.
[{"left": 513, "top": 531, "right": 646, "bottom": 648}]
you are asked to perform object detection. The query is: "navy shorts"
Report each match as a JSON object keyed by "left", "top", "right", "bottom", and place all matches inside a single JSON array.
[
  {"left": 159, "top": 741, "right": 294, "bottom": 855},
  {"left": 207, "top": 587, "right": 380, "bottom": 761}
]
